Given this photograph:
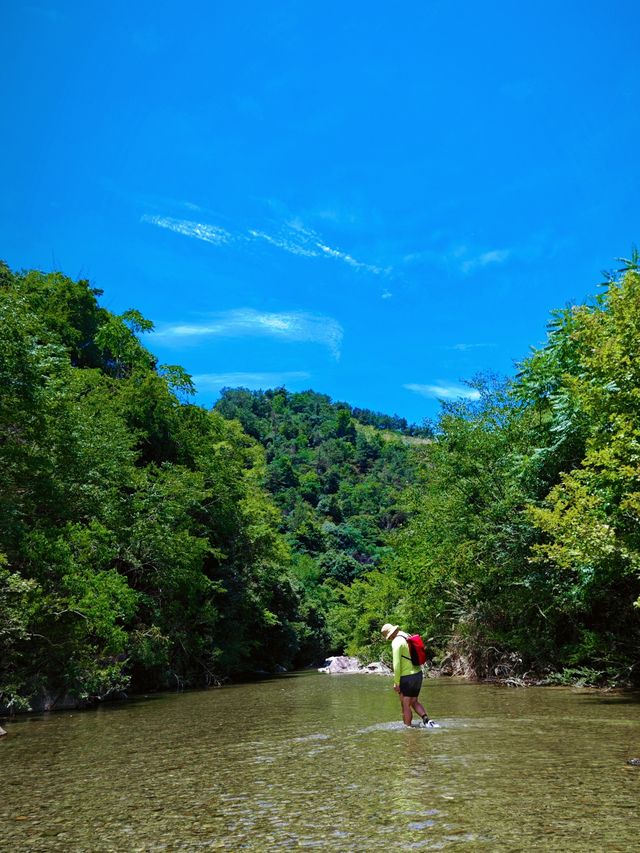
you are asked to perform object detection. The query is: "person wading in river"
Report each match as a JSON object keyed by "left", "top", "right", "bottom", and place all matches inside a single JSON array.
[{"left": 381, "top": 623, "right": 438, "bottom": 728}]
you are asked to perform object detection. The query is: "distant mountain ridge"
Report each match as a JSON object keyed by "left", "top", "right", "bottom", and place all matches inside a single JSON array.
[{"left": 214, "top": 387, "right": 426, "bottom": 651}]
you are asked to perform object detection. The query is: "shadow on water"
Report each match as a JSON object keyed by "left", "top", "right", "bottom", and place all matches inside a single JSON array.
[
  {"left": 228, "top": 669, "right": 306, "bottom": 685},
  {"left": 582, "top": 690, "right": 640, "bottom": 706},
  {"left": 0, "top": 671, "right": 306, "bottom": 730},
  {"left": 0, "top": 692, "right": 166, "bottom": 728}
]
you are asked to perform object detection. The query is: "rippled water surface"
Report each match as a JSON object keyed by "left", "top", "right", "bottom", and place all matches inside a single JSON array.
[{"left": 2, "top": 673, "right": 639, "bottom": 850}]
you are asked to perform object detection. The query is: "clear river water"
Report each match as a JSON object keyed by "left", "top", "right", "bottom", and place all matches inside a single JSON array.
[{"left": 1, "top": 672, "right": 639, "bottom": 851}]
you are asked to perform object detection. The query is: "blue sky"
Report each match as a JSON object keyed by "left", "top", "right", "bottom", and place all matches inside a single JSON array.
[{"left": 2, "top": 1, "right": 639, "bottom": 424}]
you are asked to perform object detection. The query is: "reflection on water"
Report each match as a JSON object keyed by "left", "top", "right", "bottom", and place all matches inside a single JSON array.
[{"left": 1, "top": 673, "right": 639, "bottom": 850}]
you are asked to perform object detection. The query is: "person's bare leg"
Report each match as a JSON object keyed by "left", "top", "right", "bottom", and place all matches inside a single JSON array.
[
  {"left": 410, "top": 697, "right": 428, "bottom": 719},
  {"left": 400, "top": 694, "right": 413, "bottom": 726}
]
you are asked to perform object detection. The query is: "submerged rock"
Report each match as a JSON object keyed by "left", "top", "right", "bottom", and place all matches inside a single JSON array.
[{"left": 318, "top": 656, "right": 391, "bottom": 675}]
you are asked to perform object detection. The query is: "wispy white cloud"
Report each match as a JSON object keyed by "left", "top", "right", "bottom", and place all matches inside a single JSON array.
[
  {"left": 314, "top": 239, "right": 385, "bottom": 274},
  {"left": 445, "top": 342, "right": 495, "bottom": 352},
  {"left": 193, "top": 371, "right": 310, "bottom": 391},
  {"left": 403, "top": 383, "right": 481, "bottom": 401},
  {"left": 143, "top": 213, "right": 385, "bottom": 275},
  {"left": 248, "top": 229, "right": 319, "bottom": 258},
  {"left": 255, "top": 220, "right": 387, "bottom": 273},
  {"left": 461, "top": 249, "right": 510, "bottom": 275},
  {"left": 142, "top": 214, "right": 231, "bottom": 245},
  {"left": 402, "top": 244, "right": 511, "bottom": 276},
  {"left": 153, "top": 309, "right": 344, "bottom": 359}
]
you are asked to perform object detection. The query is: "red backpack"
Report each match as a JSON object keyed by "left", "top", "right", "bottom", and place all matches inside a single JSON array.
[{"left": 404, "top": 633, "right": 427, "bottom": 666}]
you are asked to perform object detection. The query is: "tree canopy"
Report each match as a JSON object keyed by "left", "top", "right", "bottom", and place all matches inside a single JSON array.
[
  {"left": 343, "top": 257, "right": 640, "bottom": 686},
  {"left": 3, "top": 253, "right": 639, "bottom": 709},
  {"left": 0, "top": 263, "right": 424, "bottom": 709},
  {"left": 0, "top": 264, "right": 329, "bottom": 709}
]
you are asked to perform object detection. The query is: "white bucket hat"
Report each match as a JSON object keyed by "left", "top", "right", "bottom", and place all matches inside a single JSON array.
[{"left": 381, "top": 623, "right": 400, "bottom": 640}]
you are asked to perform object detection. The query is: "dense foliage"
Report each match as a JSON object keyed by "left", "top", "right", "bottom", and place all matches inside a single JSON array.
[
  {"left": 215, "top": 388, "right": 426, "bottom": 649},
  {"left": 3, "top": 252, "right": 639, "bottom": 708},
  {"left": 346, "top": 256, "right": 640, "bottom": 686},
  {"left": 0, "top": 264, "right": 333, "bottom": 709},
  {"left": 0, "top": 263, "right": 424, "bottom": 710}
]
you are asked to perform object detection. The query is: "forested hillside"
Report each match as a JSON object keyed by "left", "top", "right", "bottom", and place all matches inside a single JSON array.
[
  {"left": 0, "top": 265, "right": 319, "bottom": 709},
  {"left": 347, "top": 255, "right": 640, "bottom": 686},
  {"left": 0, "top": 262, "right": 423, "bottom": 710},
  {"left": 2, "top": 253, "right": 639, "bottom": 710},
  {"left": 215, "top": 388, "right": 427, "bottom": 649}
]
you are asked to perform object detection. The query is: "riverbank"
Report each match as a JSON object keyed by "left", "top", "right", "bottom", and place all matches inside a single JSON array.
[
  {"left": 430, "top": 642, "right": 639, "bottom": 689},
  {"left": 1, "top": 653, "right": 633, "bottom": 725},
  {"left": 321, "top": 648, "right": 638, "bottom": 691},
  {"left": 0, "top": 658, "right": 363, "bottom": 719}
]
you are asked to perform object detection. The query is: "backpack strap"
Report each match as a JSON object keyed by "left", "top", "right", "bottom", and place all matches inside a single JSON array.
[{"left": 398, "top": 632, "right": 412, "bottom": 662}]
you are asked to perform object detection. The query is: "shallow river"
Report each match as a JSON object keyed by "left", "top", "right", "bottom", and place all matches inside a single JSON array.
[{"left": 1, "top": 673, "right": 639, "bottom": 851}]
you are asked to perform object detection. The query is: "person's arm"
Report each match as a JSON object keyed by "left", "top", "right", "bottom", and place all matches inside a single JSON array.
[{"left": 392, "top": 639, "right": 402, "bottom": 687}]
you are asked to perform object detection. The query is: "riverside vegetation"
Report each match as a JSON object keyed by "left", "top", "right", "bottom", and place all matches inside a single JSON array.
[
  {"left": 0, "top": 260, "right": 425, "bottom": 711},
  {"left": 1, "top": 253, "right": 640, "bottom": 711}
]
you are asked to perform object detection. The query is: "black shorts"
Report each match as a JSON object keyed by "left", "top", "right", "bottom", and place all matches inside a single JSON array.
[{"left": 399, "top": 672, "right": 423, "bottom": 697}]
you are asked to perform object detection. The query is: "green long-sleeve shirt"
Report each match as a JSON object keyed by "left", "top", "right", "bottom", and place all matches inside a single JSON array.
[{"left": 392, "top": 632, "right": 421, "bottom": 683}]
